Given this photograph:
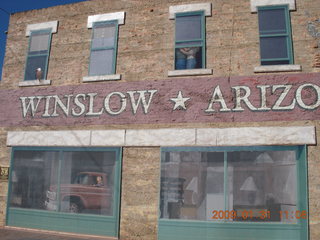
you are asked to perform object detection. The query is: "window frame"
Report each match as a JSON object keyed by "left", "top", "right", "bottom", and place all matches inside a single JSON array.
[
  {"left": 88, "top": 20, "right": 119, "bottom": 77},
  {"left": 257, "top": 5, "right": 294, "bottom": 66},
  {"left": 174, "top": 11, "right": 206, "bottom": 70},
  {"left": 158, "top": 145, "right": 308, "bottom": 240},
  {"left": 24, "top": 28, "right": 52, "bottom": 81},
  {"left": 6, "top": 146, "right": 122, "bottom": 237}
]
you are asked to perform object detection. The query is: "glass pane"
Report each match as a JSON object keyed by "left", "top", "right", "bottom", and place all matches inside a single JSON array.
[
  {"left": 25, "top": 55, "right": 47, "bottom": 80},
  {"left": 92, "top": 23, "right": 116, "bottom": 49},
  {"left": 175, "top": 47, "right": 202, "bottom": 70},
  {"left": 175, "top": 41, "right": 202, "bottom": 47},
  {"left": 260, "top": 36, "right": 288, "bottom": 60},
  {"left": 59, "top": 151, "right": 116, "bottom": 216},
  {"left": 160, "top": 151, "right": 224, "bottom": 220},
  {"left": 10, "top": 151, "right": 59, "bottom": 211},
  {"left": 176, "top": 15, "right": 202, "bottom": 41},
  {"left": 262, "top": 60, "right": 290, "bottom": 65},
  {"left": 258, "top": 8, "right": 287, "bottom": 34},
  {"left": 30, "top": 33, "right": 50, "bottom": 53},
  {"left": 89, "top": 49, "right": 114, "bottom": 76},
  {"left": 228, "top": 151, "right": 297, "bottom": 223}
]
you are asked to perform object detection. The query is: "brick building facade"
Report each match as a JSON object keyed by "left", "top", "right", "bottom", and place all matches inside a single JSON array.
[{"left": 0, "top": 0, "right": 319, "bottom": 239}]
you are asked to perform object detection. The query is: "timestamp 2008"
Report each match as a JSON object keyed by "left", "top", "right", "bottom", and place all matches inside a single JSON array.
[{"left": 211, "top": 210, "right": 308, "bottom": 220}]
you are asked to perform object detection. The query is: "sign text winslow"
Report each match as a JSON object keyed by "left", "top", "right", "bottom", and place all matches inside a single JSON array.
[{"left": 0, "top": 73, "right": 319, "bottom": 127}]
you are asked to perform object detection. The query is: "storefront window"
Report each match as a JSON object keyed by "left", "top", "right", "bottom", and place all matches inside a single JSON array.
[
  {"left": 10, "top": 151, "right": 59, "bottom": 210},
  {"left": 161, "top": 149, "right": 297, "bottom": 222},
  {"left": 159, "top": 146, "right": 308, "bottom": 240},
  {"left": 10, "top": 150, "right": 116, "bottom": 216}
]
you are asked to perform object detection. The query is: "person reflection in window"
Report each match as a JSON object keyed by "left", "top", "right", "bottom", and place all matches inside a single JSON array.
[
  {"left": 94, "top": 176, "right": 104, "bottom": 187},
  {"left": 180, "top": 47, "right": 199, "bottom": 69}
]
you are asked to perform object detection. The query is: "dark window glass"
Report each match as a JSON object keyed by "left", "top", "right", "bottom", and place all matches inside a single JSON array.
[
  {"left": 176, "top": 15, "right": 202, "bottom": 41},
  {"left": 257, "top": 6, "right": 292, "bottom": 65},
  {"left": 258, "top": 8, "right": 286, "bottom": 34},
  {"left": 25, "top": 55, "right": 47, "bottom": 80},
  {"left": 261, "top": 60, "right": 290, "bottom": 65},
  {"left": 260, "top": 36, "right": 288, "bottom": 59}
]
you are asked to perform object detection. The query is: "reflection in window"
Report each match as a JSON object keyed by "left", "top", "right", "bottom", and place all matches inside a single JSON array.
[
  {"left": 174, "top": 12, "right": 205, "bottom": 70},
  {"left": 160, "top": 149, "right": 297, "bottom": 223},
  {"left": 9, "top": 149, "right": 117, "bottom": 216}
]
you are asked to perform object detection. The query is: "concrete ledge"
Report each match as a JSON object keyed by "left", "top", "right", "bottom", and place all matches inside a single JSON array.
[
  {"left": 82, "top": 74, "right": 121, "bottom": 82},
  {"left": 18, "top": 80, "right": 51, "bottom": 87},
  {"left": 254, "top": 64, "right": 301, "bottom": 73},
  {"left": 87, "top": 12, "right": 125, "bottom": 28},
  {"left": 197, "top": 126, "right": 316, "bottom": 146},
  {"left": 168, "top": 68, "right": 212, "bottom": 77},
  {"left": 125, "top": 129, "right": 196, "bottom": 146},
  {"left": 169, "top": 3, "right": 212, "bottom": 19},
  {"left": 7, "top": 131, "right": 91, "bottom": 146},
  {"left": 26, "top": 21, "right": 58, "bottom": 36},
  {"left": 7, "top": 126, "right": 315, "bottom": 147},
  {"left": 91, "top": 130, "right": 125, "bottom": 146},
  {"left": 250, "top": 0, "right": 296, "bottom": 12}
]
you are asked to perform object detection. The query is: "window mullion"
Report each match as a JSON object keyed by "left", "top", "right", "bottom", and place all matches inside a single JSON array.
[
  {"left": 56, "top": 150, "right": 63, "bottom": 212},
  {"left": 224, "top": 151, "right": 228, "bottom": 222}
]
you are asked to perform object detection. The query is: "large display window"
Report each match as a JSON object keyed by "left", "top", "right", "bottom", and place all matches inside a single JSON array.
[
  {"left": 159, "top": 146, "right": 308, "bottom": 240},
  {"left": 7, "top": 147, "right": 122, "bottom": 237}
]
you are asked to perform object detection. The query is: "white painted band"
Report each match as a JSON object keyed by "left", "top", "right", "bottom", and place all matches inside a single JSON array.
[{"left": 7, "top": 126, "right": 315, "bottom": 147}]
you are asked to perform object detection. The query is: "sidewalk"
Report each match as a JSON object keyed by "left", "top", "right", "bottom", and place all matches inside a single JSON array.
[{"left": 0, "top": 227, "right": 116, "bottom": 240}]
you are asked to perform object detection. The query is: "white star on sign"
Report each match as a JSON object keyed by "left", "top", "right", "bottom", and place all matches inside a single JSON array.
[{"left": 170, "top": 91, "right": 191, "bottom": 110}]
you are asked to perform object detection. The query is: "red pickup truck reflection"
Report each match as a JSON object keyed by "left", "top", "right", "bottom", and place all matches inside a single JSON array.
[{"left": 45, "top": 172, "right": 111, "bottom": 214}]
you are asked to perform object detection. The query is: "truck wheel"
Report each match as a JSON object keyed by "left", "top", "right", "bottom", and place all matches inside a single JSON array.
[{"left": 69, "top": 201, "right": 81, "bottom": 213}]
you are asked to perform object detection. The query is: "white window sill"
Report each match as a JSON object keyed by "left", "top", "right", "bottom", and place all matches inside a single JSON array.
[
  {"left": 82, "top": 74, "right": 121, "bottom": 82},
  {"left": 19, "top": 79, "right": 51, "bottom": 87},
  {"left": 254, "top": 64, "right": 302, "bottom": 73},
  {"left": 168, "top": 69, "right": 213, "bottom": 77}
]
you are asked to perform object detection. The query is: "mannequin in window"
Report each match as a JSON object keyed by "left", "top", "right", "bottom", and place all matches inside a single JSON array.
[
  {"left": 94, "top": 176, "right": 104, "bottom": 187},
  {"left": 180, "top": 47, "right": 199, "bottom": 69},
  {"left": 175, "top": 48, "right": 187, "bottom": 69}
]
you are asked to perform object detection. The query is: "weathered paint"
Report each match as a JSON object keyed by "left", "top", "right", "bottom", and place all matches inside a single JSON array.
[{"left": 0, "top": 73, "right": 320, "bottom": 127}]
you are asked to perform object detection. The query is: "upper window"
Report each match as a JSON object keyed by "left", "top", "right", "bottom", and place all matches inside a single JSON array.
[
  {"left": 24, "top": 21, "right": 58, "bottom": 82},
  {"left": 175, "top": 12, "right": 205, "bottom": 70},
  {"left": 89, "top": 21, "right": 118, "bottom": 76},
  {"left": 258, "top": 5, "right": 293, "bottom": 65},
  {"left": 25, "top": 30, "right": 52, "bottom": 81},
  {"left": 84, "top": 12, "right": 125, "bottom": 82},
  {"left": 168, "top": 3, "right": 212, "bottom": 76}
]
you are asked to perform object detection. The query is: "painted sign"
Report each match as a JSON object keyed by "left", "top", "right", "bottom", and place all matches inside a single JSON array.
[{"left": 0, "top": 73, "right": 319, "bottom": 127}]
